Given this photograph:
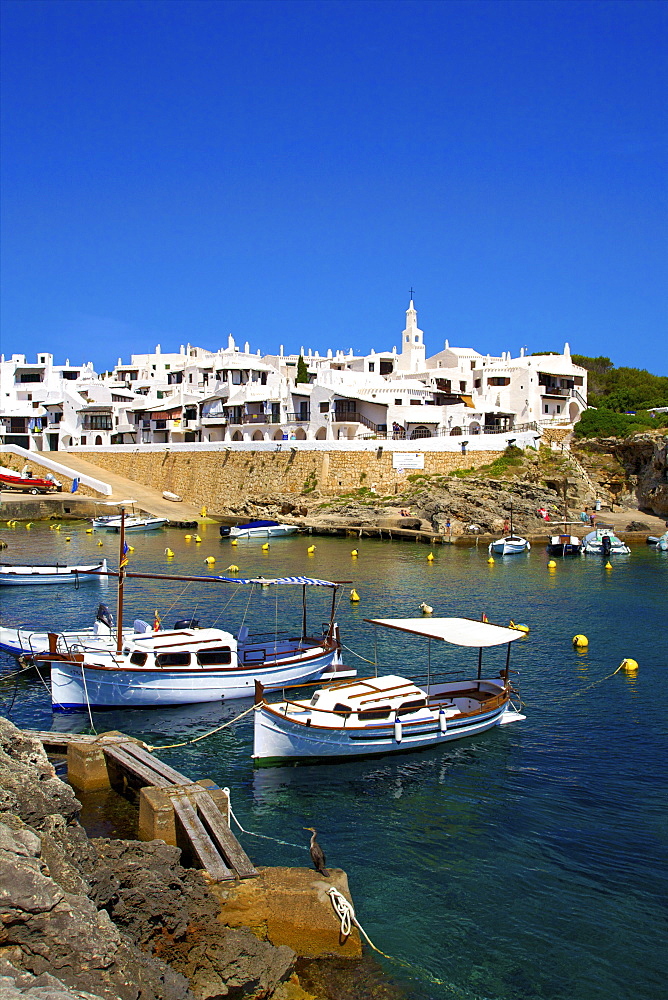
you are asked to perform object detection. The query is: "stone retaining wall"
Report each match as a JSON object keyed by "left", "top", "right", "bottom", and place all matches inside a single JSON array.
[{"left": 69, "top": 448, "right": 504, "bottom": 507}]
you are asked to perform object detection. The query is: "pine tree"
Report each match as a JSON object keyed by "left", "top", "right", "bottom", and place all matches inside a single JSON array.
[{"left": 296, "top": 355, "right": 309, "bottom": 384}]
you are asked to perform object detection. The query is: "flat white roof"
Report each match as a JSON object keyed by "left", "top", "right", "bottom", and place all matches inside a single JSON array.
[{"left": 364, "top": 617, "right": 523, "bottom": 647}]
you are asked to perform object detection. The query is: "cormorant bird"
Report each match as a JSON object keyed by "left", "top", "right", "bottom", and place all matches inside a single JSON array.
[{"left": 304, "top": 827, "right": 329, "bottom": 877}]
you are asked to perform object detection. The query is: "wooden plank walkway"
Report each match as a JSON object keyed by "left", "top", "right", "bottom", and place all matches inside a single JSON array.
[{"left": 26, "top": 729, "right": 256, "bottom": 882}]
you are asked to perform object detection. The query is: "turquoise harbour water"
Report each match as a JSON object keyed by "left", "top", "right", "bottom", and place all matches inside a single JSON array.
[{"left": 1, "top": 522, "right": 667, "bottom": 1000}]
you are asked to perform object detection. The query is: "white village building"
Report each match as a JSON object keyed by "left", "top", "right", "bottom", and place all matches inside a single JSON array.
[{"left": 0, "top": 301, "right": 587, "bottom": 452}]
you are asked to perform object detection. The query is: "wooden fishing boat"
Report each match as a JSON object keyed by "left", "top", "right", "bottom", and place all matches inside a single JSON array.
[
  {"left": 488, "top": 504, "right": 530, "bottom": 555},
  {"left": 253, "top": 616, "right": 525, "bottom": 766},
  {"left": 0, "top": 559, "right": 107, "bottom": 586}
]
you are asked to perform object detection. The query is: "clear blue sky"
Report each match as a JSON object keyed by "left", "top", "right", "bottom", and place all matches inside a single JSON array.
[{"left": 1, "top": 0, "right": 666, "bottom": 374}]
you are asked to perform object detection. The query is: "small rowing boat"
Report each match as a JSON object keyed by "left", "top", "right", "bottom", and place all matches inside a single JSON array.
[{"left": 0, "top": 559, "right": 107, "bottom": 586}]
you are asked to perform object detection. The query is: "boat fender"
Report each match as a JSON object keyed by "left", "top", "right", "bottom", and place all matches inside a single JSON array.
[
  {"left": 572, "top": 634, "right": 588, "bottom": 648},
  {"left": 350, "top": 589, "right": 360, "bottom": 602},
  {"left": 394, "top": 719, "right": 403, "bottom": 743},
  {"left": 620, "top": 658, "right": 638, "bottom": 673},
  {"left": 439, "top": 708, "right": 447, "bottom": 733}
]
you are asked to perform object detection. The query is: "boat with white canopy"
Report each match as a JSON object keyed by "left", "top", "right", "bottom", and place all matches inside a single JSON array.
[
  {"left": 252, "top": 616, "right": 526, "bottom": 766},
  {"left": 37, "top": 574, "right": 352, "bottom": 710}
]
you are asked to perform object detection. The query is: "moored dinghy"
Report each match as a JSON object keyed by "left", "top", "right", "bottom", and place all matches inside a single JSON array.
[
  {"left": 488, "top": 504, "right": 530, "bottom": 555},
  {"left": 0, "top": 559, "right": 107, "bottom": 586},
  {"left": 580, "top": 527, "right": 630, "bottom": 556},
  {"left": 253, "top": 616, "right": 526, "bottom": 766}
]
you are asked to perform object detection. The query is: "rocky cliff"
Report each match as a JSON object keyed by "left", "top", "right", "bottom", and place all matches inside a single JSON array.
[
  {"left": 574, "top": 433, "right": 668, "bottom": 517},
  {"left": 0, "top": 717, "right": 314, "bottom": 1000}
]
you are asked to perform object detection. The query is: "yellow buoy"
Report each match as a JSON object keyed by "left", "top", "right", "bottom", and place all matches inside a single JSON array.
[
  {"left": 86, "top": 528, "right": 93, "bottom": 534},
  {"left": 205, "top": 556, "right": 216, "bottom": 565},
  {"left": 200, "top": 506, "right": 207, "bottom": 517},
  {"left": 165, "top": 548, "right": 175, "bottom": 557},
  {"left": 487, "top": 556, "right": 495, "bottom": 564},
  {"left": 184, "top": 534, "right": 192, "bottom": 541},
  {"left": 231, "top": 539, "right": 238, "bottom": 546},
  {"left": 605, "top": 561, "right": 612, "bottom": 570},
  {"left": 54, "top": 524, "right": 61, "bottom": 530},
  {"left": 25, "top": 523, "right": 33, "bottom": 529},
  {"left": 227, "top": 564, "right": 239, "bottom": 572},
  {"left": 548, "top": 560, "right": 557, "bottom": 568},
  {"left": 419, "top": 602, "right": 433, "bottom": 615},
  {"left": 509, "top": 620, "right": 530, "bottom": 633},
  {"left": 194, "top": 535, "right": 202, "bottom": 543},
  {"left": 427, "top": 552, "right": 435, "bottom": 562},
  {"left": 262, "top": 542, "right": 270, "bottom": 551},
  {"left": 98, "top": 540, "right": 104, "bottom": 546},
  {"left": 351, "top": 549, "right": 358, "bottom": 557},
  {"left": 350, "top": 589, "right": 360, "bottom": 602},
  {"left": 620, "top": 657, "right": 638, "bottom": 673},
  {"left": 572, "top": 634, "right": 589, "bottom": 648},
  {"left": 307, "top": 544, "right": 316, "bottom": 553},
  {"left": 65, "top": 536, "right": 71, "bottom": 542},
  {"left": 128, "top": 545, "right": 135, "bottom": 552}
]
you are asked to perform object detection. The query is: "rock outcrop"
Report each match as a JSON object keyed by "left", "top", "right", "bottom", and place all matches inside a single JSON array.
[
  {"left": 0, "top": 717, "right": 299, "bottom": 999},
  {"left": 574, "top": 433, "right": 668, "bottom": 517}
]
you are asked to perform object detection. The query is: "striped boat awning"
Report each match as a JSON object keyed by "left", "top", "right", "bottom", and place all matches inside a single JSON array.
[{"left": 214, "top": 575, "right": 338, "bottom": 588}]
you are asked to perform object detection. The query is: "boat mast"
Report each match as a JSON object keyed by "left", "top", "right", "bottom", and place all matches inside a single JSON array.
[{"left": 115, "top": 508, "right": 126, "bottom": 652}]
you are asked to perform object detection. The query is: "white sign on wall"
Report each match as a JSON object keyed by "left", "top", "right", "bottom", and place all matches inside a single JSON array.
[{"left": 392, "top": 452, "right": 425, "bottom": 472}]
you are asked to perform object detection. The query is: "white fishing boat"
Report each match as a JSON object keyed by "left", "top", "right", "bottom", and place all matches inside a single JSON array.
[
  {"left": 36, "top": 572, "right": 352, "bottom": 710},
  {"left": 253, "top": 616, "right": 526, "bottom": 766},
  {"left": 0, "top": 559, "right": 107, "bottom": 586},
  {"left": 580, "top": 528, "right": 630, "bottom": 556},
  {"left": 92, "top": 515, "right": 168, "bottom": 532},
  {"left": 488, "top": 505, "right": 530, "bottom": 555},
  {"left": 220, "top": 520, "right": 299, "bottom": 539}
]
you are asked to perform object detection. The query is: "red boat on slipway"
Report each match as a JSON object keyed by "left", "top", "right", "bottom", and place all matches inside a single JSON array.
[{"left": 0, "top": 468, "right": 61, "bottom": 495}]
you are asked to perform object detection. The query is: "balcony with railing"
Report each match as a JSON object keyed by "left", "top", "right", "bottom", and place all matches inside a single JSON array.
[
  {"left": 286, "top": 411, "right": 310, "bottom": 422},
  {"left": 241, "top": 412, "right": 280, "bottom": 424}
]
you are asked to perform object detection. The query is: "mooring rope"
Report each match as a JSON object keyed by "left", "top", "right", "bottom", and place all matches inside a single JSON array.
[
  {"left": 0, "top": 661, "right": 37, "bottom": 683},
  {"left": 326, "top": 887, "right": 450, "bottom": 989},
  {"left": 339, "top": 641, "right": 378, "bottom": 665},
  {"left": 144, "top": 701, "right": 258, "bottom": 751},
  {"left": 228, "top": 802, "right": 309, "bottom": 851}
]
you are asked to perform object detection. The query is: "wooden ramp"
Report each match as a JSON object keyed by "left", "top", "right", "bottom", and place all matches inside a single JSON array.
[{"left": 27, "top": 730, "right": 257, "bottom": 881}]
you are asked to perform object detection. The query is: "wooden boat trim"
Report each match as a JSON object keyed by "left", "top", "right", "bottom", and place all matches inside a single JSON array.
[
  {"left": 261, "top": 688, "right": 509, "bottom": 730},
  {"left": 45, "top": 646, "right": 334, "bottom": 674}
]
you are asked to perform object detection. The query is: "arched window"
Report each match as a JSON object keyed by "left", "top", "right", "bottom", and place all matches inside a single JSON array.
[
  {"left": 410, "top": 426, "right": 432, "bottom": 440},
  {"left": 449, "top": 426, "right": 462, "bottom": 436}
]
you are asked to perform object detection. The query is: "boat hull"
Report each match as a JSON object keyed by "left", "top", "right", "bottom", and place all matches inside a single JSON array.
[
  {"left": 0, "top": 560, "right": 107, "bottom": 586},
  {"left": 253, "top": 683, "right": 524, "bottom": 766},
  {"left": 49, "top": 646, "right": 339, "bottom": 710},
  {"left": 229, "top": 525, "right": 299, "bottom": 539},
  {"left": 488, "top": 537, "right": 531, "bottom": 555},
  {"left": 92, "top": 518, "right": 168, "bottom": 532}
]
